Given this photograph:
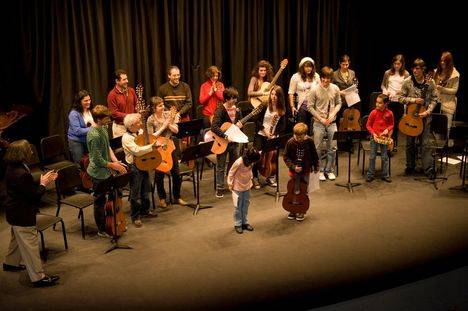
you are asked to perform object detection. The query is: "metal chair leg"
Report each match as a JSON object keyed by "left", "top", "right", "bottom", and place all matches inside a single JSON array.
[
  {"left": 53, "top": 203, "right": 61, "bottom": 230},
  {"left": 60, "top": 220, "right": 69, "bottom": 249},
  {"left": 79, "top": 209, "right": 85, "bottom": 239}
]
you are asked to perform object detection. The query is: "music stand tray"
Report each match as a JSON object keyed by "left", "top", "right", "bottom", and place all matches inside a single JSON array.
[
  {"left": 180, "top": 141, "right": 215, "bottom": 215},
  {"left": 333, "top": 130, "right": 368, "bottom": 192},
  {"left": 94, "top": 173, "right": 133, "bottom": 254},
  {"left": 262, "top": 134, "right": 292, "bottom": 202}
]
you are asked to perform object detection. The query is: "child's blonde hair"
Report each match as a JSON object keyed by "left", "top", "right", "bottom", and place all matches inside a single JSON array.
[{"left": 293, "top": 122, "right": 308, "bottom": 135}]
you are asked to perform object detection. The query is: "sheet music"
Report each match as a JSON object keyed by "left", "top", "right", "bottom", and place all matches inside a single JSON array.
[
  {"left": 224, "top": 124, "right": 249, "bottom": 143},
  {"left": 341, "top": 84, "right": 360, "bottom": 107}
]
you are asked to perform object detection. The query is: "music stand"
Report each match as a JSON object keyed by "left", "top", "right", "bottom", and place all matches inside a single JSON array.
[
  {"left": 176, "top": 118, "right": 204, "bottom": 140},
  {"left": 333, "top": 130, "right": 368, "bottom": 192},
  {"left": 263, "top": 134, "right": 292, "bottom": 202},
  {"left": 94, "top": 173, "right": 132, "bottom": 254},
  {"left": 180, "top": 141, "right": 215, "bottom": 215}
]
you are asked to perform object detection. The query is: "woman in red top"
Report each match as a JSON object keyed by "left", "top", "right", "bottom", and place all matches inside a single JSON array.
[
  {"left": 199, "top": 66, "right": 225, "bottom": 128},
  {"left": 366, "top": 94, "right": 394, "bottom": 183}
]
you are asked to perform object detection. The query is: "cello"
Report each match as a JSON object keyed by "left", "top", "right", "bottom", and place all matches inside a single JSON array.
[
  {"left": 258, "top": 114, "right": 280, "bottom": 178},
  {"left": 282, "top": 148, "right": 310, "bottom": 214}
]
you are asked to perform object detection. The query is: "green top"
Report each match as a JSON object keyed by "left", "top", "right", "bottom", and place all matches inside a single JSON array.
[{"left": 86, "top": 125, "right": 111, "bottom": 180}]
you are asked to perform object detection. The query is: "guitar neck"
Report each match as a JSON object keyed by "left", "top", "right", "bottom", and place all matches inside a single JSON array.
[
  {"left": 239, "top": 103, "right": 264, "bottom": 124},
  {"left": 267, "top": 67, "right": 285, "bottom": 90}
]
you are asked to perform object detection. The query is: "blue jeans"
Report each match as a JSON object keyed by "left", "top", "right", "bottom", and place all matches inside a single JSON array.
[
  {"left": 129, "top": 164, "right": 151, "bottom": 220},
  {"left": 406, "top": 117, "right": 433, "bottom": 174},
  {"left": 233, "top": 190, "right": 250, "bottom": 227},
  {"left": 367, "top": 139, "right": 389, "bottom": 178},
  {"left": 68, "top": 139, "right": 87, "bottom": 164},
  {"left": 313, "top": 122, "right": 337, "bottom": 173},
  {"left": 216, "top": 143, "right": 239, "bottom": 189}
]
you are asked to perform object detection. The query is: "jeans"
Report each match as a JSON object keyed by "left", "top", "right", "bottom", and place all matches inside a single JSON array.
[
  {"left": 68, "top": 139, "right": 87, "bottom": 164},
  {"left": 313, "top": 122, "right": 337, "bottom": 173},
  {"left": 154, "top": 152, "right": 181, "bottom": 200},
  {"left": 367, "top": 139, "right": 389, "bottom": 178},
  {"left": 233, "top": 190, "right": 250, "bottom": 227},
  {"left": 91, "top": 177, "right": 107, "bottom": 232},
  {"left": 216, "top": 143, "right": 239, "bottom": 189},
  {"left": 406, "top": 116, "right": 433, "bottom": 173},
  {"left": 129, "top": 164, "right": 151, "bottom": 220}
]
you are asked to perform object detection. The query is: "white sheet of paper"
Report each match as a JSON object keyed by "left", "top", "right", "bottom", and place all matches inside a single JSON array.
[
  {"left": 342, "top": 84, "right": 360, "bottom": 107},
  {"left": 225, "top": 124, "right": 249, "bottom": 143},
  {"left": 438, "top": 157, "right": 461, "bottom": 165}
]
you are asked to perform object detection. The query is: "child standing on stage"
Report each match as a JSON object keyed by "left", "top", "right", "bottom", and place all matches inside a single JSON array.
[
  {"left": 366, "top": 94, "right": 394, "bottom": 183},
  {"left": 283, "top": 123, "right": 319, "bottom": 221},
  {"left": 228, "top": 147, "right": 261, "bottom": 234}
]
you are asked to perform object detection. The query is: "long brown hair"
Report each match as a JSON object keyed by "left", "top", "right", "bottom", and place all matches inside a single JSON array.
[
  {"left": 299, "top": 61, "right": 316, "bottom": 81},
  {"left": 434, "top": 51, "right": 454, "bottom": 85},
  {"left": 251, "top": 60, "right": 274, "bottom": 90},
  {"left": 3, "top": 139, "right": 31, "bottom": 163},
  {"left": 268, "top": 85, "right": 285, "bottom": 116},
  {"left": 390, "top": 54, "right": 406, "bottom": 76}
]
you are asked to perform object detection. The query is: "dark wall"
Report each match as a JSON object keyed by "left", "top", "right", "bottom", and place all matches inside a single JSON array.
[{"left": 1, "top": 0, "right": 465, "bottom": 145}]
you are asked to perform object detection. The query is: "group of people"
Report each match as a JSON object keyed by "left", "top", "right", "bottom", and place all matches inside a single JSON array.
[{"left": 2, "top": 51, "right": 460, "bottom": 287}]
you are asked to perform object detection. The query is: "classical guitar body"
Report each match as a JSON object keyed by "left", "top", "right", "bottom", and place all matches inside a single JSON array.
[
  {"left": 398, "top": 104, "right": 426, "bottom": 137},
  {"left": 134, "top": 134, "right": 162, "bottom": 171},
  {"left": 339, "top": 108, "right": 361, "bottom": 131},
  {"left": 208, "top": 122, "right": 231, "bottom": 154},
  {"left": 258, "top": 150, "right": 277, "bottom": 178},
  {"left": 155, "top": 136, "right": 176, "bottom": 173},
  {"left": 250, "top": 82, "right": 271, "bottom": 108},
  {"left": 282, "top": 175, "right": 310, "bottom": 214},
  {"left": 105, "top": 192, "right": 126, "bottom": 237}
]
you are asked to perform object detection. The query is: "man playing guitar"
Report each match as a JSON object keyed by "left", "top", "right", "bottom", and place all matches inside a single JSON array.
[{"left": 398, "top": 58, "right": 437, "bottom": 177}]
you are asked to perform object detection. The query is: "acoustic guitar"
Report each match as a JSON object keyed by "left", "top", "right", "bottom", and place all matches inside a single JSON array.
[
  {"left": 282, "top": 148, "right": 309, "bottom": 214},
  {"left": 250, "top": 59, "right": 288, "bottom": 108},
  {"left": 105, "top": 175, "right": 126, "bottom": 238},
  {"left": 205, "top": 102, "right": 266, "bottom": 154},
  {"left": 339, "top": 107, "right": 361, "bottom": 131},
  {"left": 134, "top": 83, "right": 163, "bottom": 171},
  {"left": 154, "top": 106, "right": 177, "bottom": 173},
  {"left": 398, "top": 72, "right": 433, "bottom": 137}
]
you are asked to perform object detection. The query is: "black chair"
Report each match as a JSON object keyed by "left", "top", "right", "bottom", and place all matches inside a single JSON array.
[
  {"left": 54, "top": 164, "right": 95, "bottom": 239},
  {"left": 36, "top": 213, "right": 68, "bottom": 260},
  {"left": 358, "top": 115, "right": 392, "bottom": 176},
  {"left": 110, "top": 136, "right": 122, "bottom": 151},
  {"left": 40, "top": 135, "right": 74, "bottom": 171}
]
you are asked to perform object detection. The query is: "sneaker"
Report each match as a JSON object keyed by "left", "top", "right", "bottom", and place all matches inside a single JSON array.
[
  {"left": 176, "top": 198, "right": 188, "bottom": 206},
  {"left": 97, "top": 231, "right": 112, "bottom": 238},
  {"left": 133, "top": 219, "right": 143, "bottom": 228},
  {"left": 215, "top": 188, "right": 224, "bottom": 198},
  {"left": 252, "top": 178, "right": 261, "bottom": 190},
  {"left": 287, "top": 213, "right": 296, "bottom": 220},
  {"left": 158, "top": 199, "right": 167, "bottom": 208},
  {"left": 366, "top": 175, "right": 374, "bottom": 182},
  {"left": 319, "top": 172, "right": 326, "bottom": 181},
  {"left": 382, "top": 176, "right": 392, "bottom": 183},
  {"left": 295, "top": 214, "right": 305, "bottom": 221},
  {"left": 234, "top": 226, "right": 243, "bottom": 234},
  {"left": 327, "top": 172, "right": 336, "bottom": 180},
  {"left": 242, "top": 224, "right": 254, "bottom": 231},
  {"left": 266, "top": 177, "right": 277, "bottom": 187}
]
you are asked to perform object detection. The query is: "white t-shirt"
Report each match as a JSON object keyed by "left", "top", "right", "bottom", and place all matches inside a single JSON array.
[
  {"left": 387, "top": 74, "right": 405, "bottom": 102},
  {"left": 259, "top": 108, "right": 278, "bottom": 137},
  {"left": 288, "top": 72, "right": 320, "bottom": 108},
  {"left": 83, "top": 110, "right": 95, "bottom": 127}
]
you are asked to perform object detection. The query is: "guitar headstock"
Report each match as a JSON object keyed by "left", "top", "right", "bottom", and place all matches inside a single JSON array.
[
  {"left": 280, "top": 59, "right": 288, "bottom": 70},
  {"left": 135, "top": 83, "right": 149, "bottom": 118}
]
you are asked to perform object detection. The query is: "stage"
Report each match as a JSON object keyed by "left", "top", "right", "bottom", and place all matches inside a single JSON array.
[{"left": 1, "top": 147, "right": 467, "bottom": 310}]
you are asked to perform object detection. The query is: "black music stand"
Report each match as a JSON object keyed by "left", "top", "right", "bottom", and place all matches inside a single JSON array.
[
  {"left": 94, "top": 173, "right": 132, "bottom": 254},
  {"left": 176, "top": 118, "right": 204, "bottom": 140},
  {"left": 181, "top": 141, "right": 215, "bottom": 215},
  {"left": 263, "top": 134, "right": 292, "bottom": 202},
  {"left": 333, "top": 130, "right": 368, "bottom": 192}
]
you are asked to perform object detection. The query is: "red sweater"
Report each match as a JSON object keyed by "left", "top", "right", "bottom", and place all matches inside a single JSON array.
[
  {"left": 107, "top": 86, "right": 137, "bottom": 124},
  {"left": 366, "top": 108, "right": 394, "bottom": 136},
  {"left": 199, "top": 80, "right": 224, "bottom": 116}
]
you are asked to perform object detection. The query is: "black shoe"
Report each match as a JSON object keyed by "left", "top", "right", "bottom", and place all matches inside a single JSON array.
[
  {"left": 425, "top": 169, "right": 435, "bottom": 179},
  {"left": 32, "top": 275, "right": 60, "bottom": 287},
  {"left": 215, "top": 189, "right": 224, "bottom": 198},
  {"left": 404, "top": 167, "right": 415, "bottom": 176},
  {"left": 382, "top": 176, "right": 392, "bottom": 183},
  {"left": 3, "top": 263, "right": 26, "bottom": 272},
  {"left": 242, "top": 224, "right": 254, "bottom": 231},
  {"left": 366, "top": 176, "right": 374, "bottom": 182},
  {"left": 234, "top": 226, "right": 243, "bottom": 234},
  {"left": 287, "top": 213, "right": 296, "bottom": 220}
]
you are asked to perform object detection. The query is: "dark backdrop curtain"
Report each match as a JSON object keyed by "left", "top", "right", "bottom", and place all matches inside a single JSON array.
[{"left": 1, "top": 0, "right": 465, "bottom": 145}]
